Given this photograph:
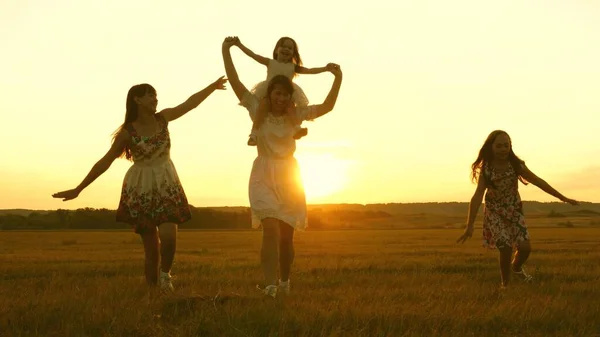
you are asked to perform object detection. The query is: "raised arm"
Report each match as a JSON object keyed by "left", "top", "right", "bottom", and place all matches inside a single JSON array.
[
  {"left": 222, "top": 36, "right": 251, "bottom": 102},
  {"left": 306, "top": 63, "right": 343, "bottom": 119},
  {"left": 159, "top": 76, "right": 227, "bottom": 122},
  {"left": 235, "top": 38, "right": 270, "bottom": 66},
  {"left": 52, "top": 131, "right": 129, "bottom": 201},
  {"left": 295, "top": 65, "right": 328, "bottom": 75},
  {"left": 520, "top": 164, "right": 579, "bottom": 205},
  {"left": 457, "top": 175, "right": 487, "bottom": 243}
]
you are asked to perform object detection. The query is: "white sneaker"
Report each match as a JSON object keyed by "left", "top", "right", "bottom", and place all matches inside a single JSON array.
[
  {"left": 257, "top": 284, "right": 277, "bottom": 298},
  {"left": 513, "top": 267, "right": 533, "bottom": 282},
  {"left": 159, "top": 271, "right": 174, "bottom": 292},
  {"left": 278, "top": 279, "right": 290, "bottom": 294}
]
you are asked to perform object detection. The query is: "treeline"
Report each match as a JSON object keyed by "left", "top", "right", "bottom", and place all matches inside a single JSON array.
[{"left": 0, "top": 207, "right": 392, "bottom": 230}]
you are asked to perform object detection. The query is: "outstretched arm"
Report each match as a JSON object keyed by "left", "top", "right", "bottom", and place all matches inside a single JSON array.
[
  {"left": 159, "top": 76, "right": 227, "bottom": 122},
  {"left": 235, "top": 38, "right": 270, "bottom": 66},
  {"left": 52, "top": 131, "right": 129, "bottom": 201},
  {"left": 520, "top": 164, "right": 579, "bottom": 205},
  {"left": 223, "top": 36, "right": 251, "bottom": 102},
  {"left": 306, "top": 63, "right": 343, "bottom": 119},
  {"left": 457, "top": 176, "right": 487, "bottom": 244},
  {"left": 296, "top": 65, "right": 328, "bottom": 75}
]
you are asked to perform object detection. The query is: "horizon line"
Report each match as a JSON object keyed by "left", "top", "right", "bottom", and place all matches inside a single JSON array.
[{"left": 2, "top": 199, "right": 598, "bottom": 212}]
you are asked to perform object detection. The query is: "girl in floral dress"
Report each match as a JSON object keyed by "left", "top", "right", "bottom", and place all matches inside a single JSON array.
[
  {"left": 53, "top": 77, "right": 227, "bottom": 292},
  {"left": 222, "top": 36, "right": 343, "bottom": 298},
  {"left": 457, "top": 130, "right": 579, "bottom": 288}
]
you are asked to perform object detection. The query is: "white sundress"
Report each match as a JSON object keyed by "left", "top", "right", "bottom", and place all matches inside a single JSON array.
[{"left": 240, "top": 92, "right": 319, "bottom": 230}]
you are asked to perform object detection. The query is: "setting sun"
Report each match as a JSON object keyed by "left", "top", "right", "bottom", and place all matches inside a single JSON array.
[{"left": 296, "top": 153, "right": 352, "bottom": 201}]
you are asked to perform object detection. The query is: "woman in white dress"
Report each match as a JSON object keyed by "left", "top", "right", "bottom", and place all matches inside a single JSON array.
[{"left": 222, "top": 36, "right": 343, "bottom": 298}]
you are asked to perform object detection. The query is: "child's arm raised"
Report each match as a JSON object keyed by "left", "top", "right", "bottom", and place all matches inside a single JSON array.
[
  {"left": 235, "top": 38, "right": 270, "bottom": 66},
  {"left": 52, "top": 131, "right": 130, "bottom": 201},
  {"left": 302, "top": 63, "right": 343, "bottom": 119},
  {"left": 159, "top": 76, "right": 227, "bottom": 122},
  {"left": 520, "top": 164, "right": 579, "bottom": 205},
  {"left": 295, "top": 65, "right": 328, "bottom": 75}
]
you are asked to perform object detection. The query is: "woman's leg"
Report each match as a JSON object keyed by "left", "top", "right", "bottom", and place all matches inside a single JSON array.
[
  {"left": 158, "top": 223, "right": 177, "bottom": 274},
  {"left": 140, "top": 226, "right": 160, "bottom": 287},
  {"left": 278, "top": 221, "right": 295, "bottom": 283},
  {"left": 261, "top": 218, "right": 281, "bottom": 287}
]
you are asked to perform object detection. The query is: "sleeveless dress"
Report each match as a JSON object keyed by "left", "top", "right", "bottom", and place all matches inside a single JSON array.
[
  {"left": 250, "top": 59, "right": 309, "bottom": 107},
  {"left": 240, "top": 92, "right": 319, "bottom": 229},
  {"left": 482, "top": 163, "right": 530, "bottom": 248},
  {"left": 116, "top": 114, "right": 191, "bottom": 234}
]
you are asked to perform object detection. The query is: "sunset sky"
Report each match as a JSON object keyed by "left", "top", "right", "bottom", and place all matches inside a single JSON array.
[{"left": 1, "top": 0, "right": 599, "bottom": 210}]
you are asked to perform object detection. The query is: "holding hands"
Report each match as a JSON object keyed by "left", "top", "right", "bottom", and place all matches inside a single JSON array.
[
  {"left": 326, "top": 63, "right": 342, "bottom": 77},
  {"left": 223, "top": 36, "right": 240, "bottom": 48}
]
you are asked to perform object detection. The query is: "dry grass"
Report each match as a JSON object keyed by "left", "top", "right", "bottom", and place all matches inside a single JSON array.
[{"left": 1, "top": 227, "right": 599, "bottom": 336}]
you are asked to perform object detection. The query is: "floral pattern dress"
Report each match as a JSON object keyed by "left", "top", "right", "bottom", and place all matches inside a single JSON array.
[
  {"left": 116, "top": 114, "right": 191, "bottom": 233},
  {"left": 482, "top": 163, "right": 530, "bottom": 249}
]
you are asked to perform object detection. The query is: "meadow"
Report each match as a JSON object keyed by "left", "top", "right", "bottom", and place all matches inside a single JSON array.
[{"left": 1, "top": 226, "right": 599, "bottom": 336}]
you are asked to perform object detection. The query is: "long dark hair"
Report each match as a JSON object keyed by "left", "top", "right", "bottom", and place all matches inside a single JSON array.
[
  {"left": 470, "top": 130, "right": 529, "bottom": 186},
  {"left": 111, "top": 84, "right": 156, "bottom": 161},
  {"left": 273, "top": 37, "right": 303, "bottom": 78}
]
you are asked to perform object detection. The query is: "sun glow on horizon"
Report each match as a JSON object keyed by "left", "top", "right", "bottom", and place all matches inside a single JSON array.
[{"left": 296, "top": 153, "right": 353, "bottom": 201}]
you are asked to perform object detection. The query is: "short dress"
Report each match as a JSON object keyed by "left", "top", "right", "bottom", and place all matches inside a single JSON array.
[
  {"left": 482, "top": 163, "right": 530, "bottom": 248},
  {"left": 240, "top": 92, "right": 320, "bottom": 229},
  {"left": 116, "top": 114, "right": 191, "bottom": 234}
]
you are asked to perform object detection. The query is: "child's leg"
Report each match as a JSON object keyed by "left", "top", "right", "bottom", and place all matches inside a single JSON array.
[
  {"left": 287, "top": 103, "right": 308, "bottom": 139},
  {"left": 511, "top": 240, "right": 531, "bottom": 271},
  {"left": 248, "top": 99, "right": 268, "bottom": 145},
  {"left": 497, "top": 240, "right": 513, "bottom": 287}
]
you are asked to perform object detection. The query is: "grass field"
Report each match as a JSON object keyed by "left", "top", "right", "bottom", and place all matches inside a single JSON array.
[{"left": 1, "top": 227, "right": 599, "bottom": 336}]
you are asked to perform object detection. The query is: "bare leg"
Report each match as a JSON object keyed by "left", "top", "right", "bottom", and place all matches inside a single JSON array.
[
  {"left": 497, "top": 241, "right": 513, "bottom": 287},
  {"left": 278, "top": 221, "right": 295, "bottom": 282},
  {"left": 140, "top": 227, "right": 160, "bottom": 287},
  {"left": 511, "top": 240, "right": 531, "bottom": 272},
  {"left": 158, "top": 223, "right": 177, "bottom": 273},
  {"left": 261, "top": 218, "right": 280, "bottom": 286}
]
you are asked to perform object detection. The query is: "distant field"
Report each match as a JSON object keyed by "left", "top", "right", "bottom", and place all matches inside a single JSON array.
[{"left": 1, "top": 228, "right": 599, "bottom": 336}]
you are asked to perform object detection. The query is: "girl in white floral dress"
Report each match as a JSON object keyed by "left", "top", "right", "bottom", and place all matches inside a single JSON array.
[
  {"left": 53, "top": 77, "right": 227, "bottom": 292},
  {"left": 222, "top": 36, "right": 343, "bottom": 298},
  {"left": 457, "top": 130, "right": 579, "bottom": 288}
]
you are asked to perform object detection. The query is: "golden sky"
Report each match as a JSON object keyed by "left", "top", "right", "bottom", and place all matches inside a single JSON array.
[{"left": 1, "top": 0, "right": 599, "bottom": 210}]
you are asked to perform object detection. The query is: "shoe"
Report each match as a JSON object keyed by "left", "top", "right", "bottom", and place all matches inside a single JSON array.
[
  {"left": 278, "top": 279, "right": 290, "bottom": 295},
  {"left": 159, "top": 271, "right": 174, "bottom": 292},
  {"left": 293, "top": 128, "right": 308, "bottom": 140},
  {"left": 512, "top": 266, "right": 533, "bottom": 282},
  {"left": 257, "top": 284, "right": 277, "bottom": 298}
]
